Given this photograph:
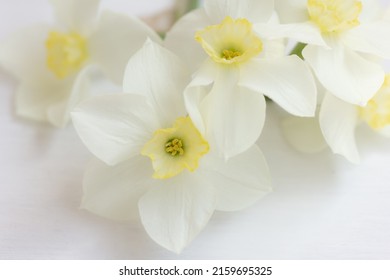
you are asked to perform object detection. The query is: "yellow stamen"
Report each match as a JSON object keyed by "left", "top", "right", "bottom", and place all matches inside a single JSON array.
[
  {"left": 195, "top": 16, "right": 263, "bottom": 65},
  {"left": 165, "top": 138, "right": 185, "bottom": 156},
  {"left": 141, "top": 117, "right": 209, "bottom": 179},
  {"left": 307, "top": 0, "right": 362, "bottom": 34},
  {"left": 222, "top": 49, "right": 242, "bottom": 60},
  {"left": 46, "top": 31, "right": 88, "bottom": 79}
]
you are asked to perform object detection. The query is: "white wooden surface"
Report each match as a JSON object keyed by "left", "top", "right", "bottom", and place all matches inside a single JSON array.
[{"left": 1, "top": 0, "right": 390, "bottom": 259}]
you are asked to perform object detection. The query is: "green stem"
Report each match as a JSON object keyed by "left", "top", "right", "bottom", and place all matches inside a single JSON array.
[
  {"left": 188, "top": 0, "right": 200, "bottom": 11},
  {"left": 289, "top": 42, "right": 307, "bottom": 59}
]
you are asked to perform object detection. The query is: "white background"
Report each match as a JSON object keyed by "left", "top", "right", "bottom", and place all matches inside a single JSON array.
[{"left": 1, "top": 0, "right": 390, "bottom": 259}]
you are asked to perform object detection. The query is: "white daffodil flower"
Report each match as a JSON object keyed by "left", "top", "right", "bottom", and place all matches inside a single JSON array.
[
  {"left": 320, "top": 74, "right": 390, "bottom": 163},
  {"left": 0, "top": 0, "right": 161, "bottom": 127},
  {"left": 268, "top": 0, "right": 390, "bottom": 106},
  {"left": 71, "top": 40, "right": 272, "bottom": 253},
  {"left": 165, "top": 0, "right": 317, "bottom": 159}
]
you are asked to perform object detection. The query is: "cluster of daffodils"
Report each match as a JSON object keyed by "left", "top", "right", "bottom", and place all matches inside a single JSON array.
[{"left": 1, "top": 0, "right": 390, "bottom": 253}]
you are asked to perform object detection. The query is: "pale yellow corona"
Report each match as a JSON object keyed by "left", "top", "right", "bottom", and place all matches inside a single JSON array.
[
  {"left": 195, "top": 16, "right": 263, "bottom": 65},
  {"left": 141, "top": 117, "right": 209, "bottom": 179},
  {"left": 46, "top": 31, "right": 88, "bottom": 79},
  {"left": 359, "top": 75, "right": 390, "bottom": 130},
  {"left": 307, "top": 0, "right": 362, "bottom": 34}
]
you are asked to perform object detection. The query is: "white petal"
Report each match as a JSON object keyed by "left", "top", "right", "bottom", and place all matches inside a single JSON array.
[
  {"left": 71, "top": 94, "right": 160, "bottom": 165},
  {"left": 184, "top": 59, "right": 218, "bottom": 135},
  {"left": 184, "top": 87, "right": 209, "bottom": 137},
  {"left": 201, "top": 67, "right": 267, "bottom": 158},
  {"left": 202, "top": 145, "right": 272, "bottom": 212},
  {"left": 82, "top": 156, "right": 152, "bottom": 222},
  {"left": 303, "top": 44, "right": 385, "bottom": 106},
  {"left": 164, "top": 9, "right": 210, "bottom": 72},
  {"left": 0, "top": 24, "right": 55, "bottom": 83},
  {"left": 281, "top": 114, "right": 328, "bottom": 154},
  {"left": 184, "top": 58, "right": 220, "bottom": 135},
  {"left": 15, "top": 81, "right": 69, "bottom": 124},
  {"left": 274, "top": 0, "right": 308, "bottom": 23},
  {"left": 123, "top": 40, "right": 189, "bottom": 127},
  {"left": 190, "top": 59, "right": 219, "bottom": 87},
  {"left": 48, "top": 65, "right": 95, "bottom": 127},
  {"left": 49, "top": 0, "right": 100, "bottom": 33},
  {"left": 88, "top": 10, "right": 162, "bottom": 84},
  {"left": 138, "top": 172, "right": 216, "bottom": 253},
  {"left": 261, "top": 37, "right": 286, "bottom": 60},
  {"left": 204, "top": 0, "right": 274, "bottom": 23},
  {"left": 359, "top": 0, "right": 382, "bottom": 23},
  {"left": 342, "top": 22, "right": 390, "bottom": 59},
  {"left": 256, "top": 12, "right": 287, "bottom": 59},
  {"left": 186, "top": 63, "right": 266, "bottom": 158},
  {"left": 254, "top": 22, "right": 326, "bottom": 47},
  {"left": 319, "top": 93, "right": 360, "bottom": 163},
  {"left": 240, "top": 56, "right": 317, "bottom": 117}
]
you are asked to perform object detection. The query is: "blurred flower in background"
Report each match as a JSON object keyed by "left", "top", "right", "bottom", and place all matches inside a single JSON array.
[{"left": 0, "top": 0, "right": 161, "bottom": 127}]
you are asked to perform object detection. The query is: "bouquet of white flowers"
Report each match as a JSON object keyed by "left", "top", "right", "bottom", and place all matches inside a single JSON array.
[{"left": 1, "top": 0, "right": 389, "bottom": 254}]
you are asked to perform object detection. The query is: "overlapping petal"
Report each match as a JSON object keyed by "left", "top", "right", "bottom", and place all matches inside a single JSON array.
[
  {"left": 254, "top": 22, "right": 326, "bottom": 47},
  {"left": 82, "top": 156, "right": 152, "bottom": 222},
  {"left": 164, "top": 9, "right": 211, "bottom": 72},
  {"left": 123, "top": 40, "right": 189, "bottom": 127},
  {"left": 342, "top": 22, "right": 390, "bottom": 59},
  {"left": 202, "top": 146, "right": 272, "bottom": 212},
  {"left": 183, "top": 59, "right": 217, "bottom": 135},
  {"left": 303, "top": 44, "right": 384, "bottom": 106},
  {"left": 138, "top": 172, "right": 216, "bottom": 254},
  {"left": 185, "top": 64, "right": 267, "bottom": 158},
  {"left": 48, "top": 65, "right": 95, "bottom": 127},
  {"left": 71, "top": 94, "right": 160, "bottom": 166},
  {"left": 240, "top": 55, "right": 317, "bottom": 117},
  {"left": 89, "top": 11, "right": 162, "bottom": 84},
  {"left": 201, "top": 67, "right": 266, "bottom": 158},
  {"left": 319, "top": 93, "right": 360, "bottom": 163}
]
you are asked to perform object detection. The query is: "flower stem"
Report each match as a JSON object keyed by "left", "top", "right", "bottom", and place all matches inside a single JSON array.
[
  {"left": 188, "top": 0, "right": 200, "bottom": 11},
  {"left": 289, "top": 42, "right": 307, "bottom": 59}
]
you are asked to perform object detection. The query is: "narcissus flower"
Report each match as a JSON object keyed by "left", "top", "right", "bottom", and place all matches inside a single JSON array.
[
  {"left": 71, "top": 40, "right": 272, "bottom": 253},
  {"left": 319, "top": 74, "right": 390, "bottom": 163},
  {"left": 269, "top": 0, "right": 390, "bottom": 106},
  {"left": 165, "top": 0, "right": 317, "bottom": 159},
  {"left": 0, "top": 0, "right": 160, "bottom": 127}
]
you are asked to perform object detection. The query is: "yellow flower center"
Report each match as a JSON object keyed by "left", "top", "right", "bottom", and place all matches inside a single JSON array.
[
  {"left": 195, "top": 16, "right": 263, "bottom": 65},
  {"left": 165, "top": 138, "right": 184, "bottom": 156},
  {"left": 222, "top": 49, "right": 242, "bottom": 60},
  {"left": 141, "top": 117, "right": 209, "bottom": 179},
  {"left": 307, "top": 0, "right": 362, "bottom": 34},
  {"left": 46, "top": 31, "right": 88, "bottom": 79},
  {"left": 359, "top": 75, "right": 390, "bottom": 130}
]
